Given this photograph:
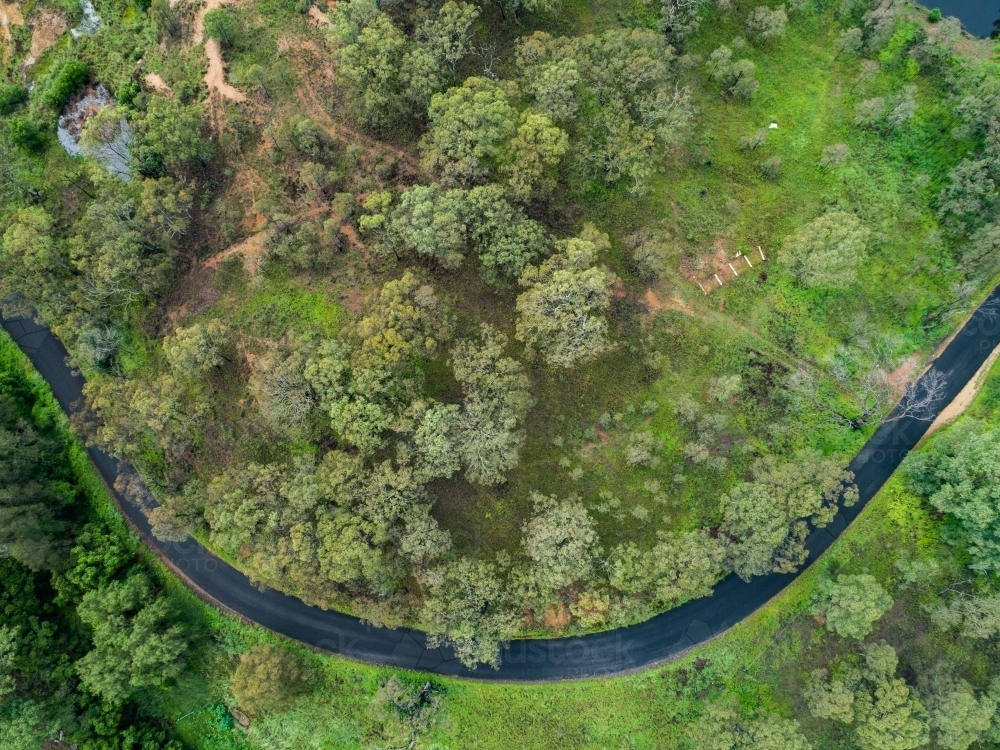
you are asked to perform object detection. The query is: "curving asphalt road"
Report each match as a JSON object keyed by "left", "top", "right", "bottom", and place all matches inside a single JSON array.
[{"left": 5, "top": 287, "right": 1000, "bottom": 682}]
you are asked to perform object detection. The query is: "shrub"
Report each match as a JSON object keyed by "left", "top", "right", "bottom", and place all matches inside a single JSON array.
[
  {"left": 759, "top": 156, "right": 782, "bottom": 180},
  {"left": 203, "top": 8, "right": 238, "bottom": 47},
  {"left": 0, "top": 84, "right": 28, "bottom": 115},
  {"left": 928, "top": 7, "right": 941, "bottom": 22},
  {"left": 230, "top": 645, "right": 312, "bottom": 714},
  {"left": 8, "top": 116, "right": 46, "bottom": 151},
  {"left": 43, "top": 61, "right": 88, "bottom": 109}
]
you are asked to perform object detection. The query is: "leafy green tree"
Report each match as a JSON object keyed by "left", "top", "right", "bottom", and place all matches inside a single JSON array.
[
  {"left": 720, "top": 481, "right": 795, "bottom": 580},
  {"left": 42, "top": 60, "right": 88, "bottom": 109},
  {"left": 745, "top": 5, "right": 787, "bottom": 45},
  {"left": 516, "top": 223, "right": 617, "bottom": 368},
  {"left": 928, "top": 592, "right": 1000, "bottom": 638},
  {"left": 248, "top": 340, "right": 317, "bottom": 435},
  {"left": 69, "top": 177, "right": 186, "bottom": 313},
  {"left": 336, "top": 10, "right": 407, "bottom": 129},
  {"left": 163, "top": 320, "right": 229, "bottom": 380},
  {"left": 420, "top": 77, "right": 518, "bottom": 186},
  {"left": 0, "top": 207, "right": 70, "bottom": 323},
  {"left": 856, "top": 673, "right": 929, "bottom": 750},
  {"left": 0, "top": 84, "right": 28, "bottom": 115},
  {"left": 133, "top": 97, "right": 209, "bottom": 170},
  {"left": 52, "top": 521, "right": 132, "bottom": 604},
  {"left": 202, "top": 452, "right": 445, "bottom": 602},
  {"left": 521, "top": 492, "right": 600, "bottom": 592},
  {"left": 724, "top": 59, "right": 760, "bottom": 101},
  {"left": 416, "top": 1, "right": 479, "bottom": 80},
  {"left": 608, "top": 529, "right": 726, "bottom": 607},
  {"left": 76, "top": 574, "right": 188, "bottom": 704},
  {"left": 402, "top": 400, "right": 462, "bottom": 484},
  {"left": 906, "top": 420, "right": 1000, "bottom": 570},
  {"left": 450, "top": 324, "right": 533, "bottom": 485},
  {"left": 0, "top": 404, "right": 75, "bottom": 572},
  {"left": 7, "top": 115, "right": 46, "bottom": 152},
  {"left": 928, "top": 677, "right": 996, "bottom": 750},
  {"left": 389, "top": 184, "right": 469, "bottom": 269},
  {"left": 0, "top": 699, "right": 59, "bottom": 750},
  {"left": 782, "top": 211, "right": 870, "bottom": 288},
  {"left": 807, "top": 643, "right": 930, "bottom": 750},
  {"left": 203, "top": 8, "right": 238, "bottom": 47},
  {"left": 421, "top": 558, "right": 520, "bottom": 668},
  {"left": 230, "top": 645, "right": 312, "bottom": 713},
  {"left": 721, "top": 451, "right": 857, "bottom": 580},
  {"left": 150, "top": 0, "right": 181, "bottom": 37},
  {"left": 520, "top": 56, "right": 580, "bottom": 123},
  {"left": 270, "top": 222, "right": 332, "bottom": 270},
  {"left": 707, "top": 45, "right": 733, "bottom": 80},
  {"left": 500, "top": 110, "right": 568, "bottom": 203},
  {"left": 805, "top": 668, "right": 858, "bottom": 723},
  {"left": 836, "top": 27, "right": 864, "bottom": 57},
  {"left": 937, "top": 159, "right": 997, "bottom": 234},
  {"left": 811, "top": 574, "right": 893, "bottom": 639},
  {"left": 692, "top": 700, "right": 813, "bottom": 750},
  {"left": 659, "top": 0, "right": 704, "bottom": 50},
  {"left": 465, "top": 184, "right": 551, "bottom": 283},
  {"left": 306, "top": 273, "right": 450, "bottom": 455}
]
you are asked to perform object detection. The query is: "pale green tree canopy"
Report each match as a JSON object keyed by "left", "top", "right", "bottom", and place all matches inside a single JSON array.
[
  {"left": 521, "top": 492, "right": 600, "bottom": 592},
  {"left": 906, "top": 420, "right": 1000, "bottom": 570},
  {"left": 421, "top": 77, "right": 519, "bottom": 185},
  {"left": 421, "top": 558, "right": 520, "bottom": 668},
  {"left": 515, "top": 223, "right": 617, "bottom": 368},
  {"left": 75, "top": 573, "right": 188, "bottom": 704},
  {"left": 811, "top": 574, "right": 893, "bottom": 639},
  {"left": 782, "top": 211, "right": 871, "bottom": 288}
]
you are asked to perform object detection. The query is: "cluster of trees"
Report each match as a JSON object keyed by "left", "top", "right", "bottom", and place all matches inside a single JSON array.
[
  {"left": 514, "top": 28, "right": 693, "bottom": 194},
  {"left": 0, "top": 342, "right": 191, "bottom": 749},
  {"left": 719, "top": 450, "right": 858, "bottom": 580},
  {"left": 906, "top": 420, "right": 1000, "bottom": 572},
  {"left": 1, "top": 78, "right": 207, "bottom": 369},
  {"left": 360, "top": 182, "right": 551, "bottom": 281},
  {"left": 335, "top": 0, "right": 694, "bottom": 195},
  {"left": 806, "top": 641, "right": 1000, "bottom": 750}
]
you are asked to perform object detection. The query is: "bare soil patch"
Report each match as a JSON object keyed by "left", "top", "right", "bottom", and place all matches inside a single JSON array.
[
  {"left": 307, "top": 5, "right": 332, "bottom": 26},
  {"left": 0, "top": 0, "right": 24, "bottom": 62},
  {"left": 888, "top": 352, "right": 921, "bottom": 399},
  {"left": 144, "top": 72, "right": 173, "bottom": 96},
  {"left": 25, "top": 7, "right": 67, "bottom": 67},
  {"left": 204, "top": 38, "right": 245, "bottom": 102}
]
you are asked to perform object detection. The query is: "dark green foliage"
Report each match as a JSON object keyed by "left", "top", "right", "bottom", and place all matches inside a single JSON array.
[
  {"left": 43, "top": 61, "right": 89, "bottom": 109},
  {"left": 0, "top": 84, "right": 28, "bottom": 116},
  {"left": 0, "top": 334, "right": 188, "bottom": 748},
  {"left": 906, "top": 420, "right": 1000, "bottom": 570},
  {"left": 203, "top": 8, "right": 238, "bottom": 47},
  {"left": 0, "top": 351, "right": 79, "bottom": 571},
  {"left": 7, "top": 116, "right": 46, "bottom": 152}
]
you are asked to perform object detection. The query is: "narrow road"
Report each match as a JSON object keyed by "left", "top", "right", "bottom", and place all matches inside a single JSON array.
[{"left": 5, "top": 288, "right": 1000, "bottom": 682}]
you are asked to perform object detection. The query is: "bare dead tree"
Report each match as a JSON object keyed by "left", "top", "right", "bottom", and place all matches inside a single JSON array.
[
  {"left": 885, "top": 368, "right": 948, "bottom": 423},
  {"left": 476, "top": 44, "right": 500, "bottom": 80},
  {"left": 795, "top": 360, "right": 948, "bottom": 430},
  {"left": 795, "top": 365, "right": 892, "bottom": 430}
]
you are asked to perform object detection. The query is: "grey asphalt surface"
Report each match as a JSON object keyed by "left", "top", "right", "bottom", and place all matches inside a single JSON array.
[{"left": 5, "top": 286, "right": 1000, "bottom": 682}]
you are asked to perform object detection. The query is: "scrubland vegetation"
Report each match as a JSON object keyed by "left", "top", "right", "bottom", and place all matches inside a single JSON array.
[{"left": 6, "top": 0, "right": 1000, "bottom": 745}]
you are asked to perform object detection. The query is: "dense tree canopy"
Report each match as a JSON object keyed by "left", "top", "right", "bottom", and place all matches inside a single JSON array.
[{"left": 516, "top": 223, "right": 617, "bottom": 368}]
